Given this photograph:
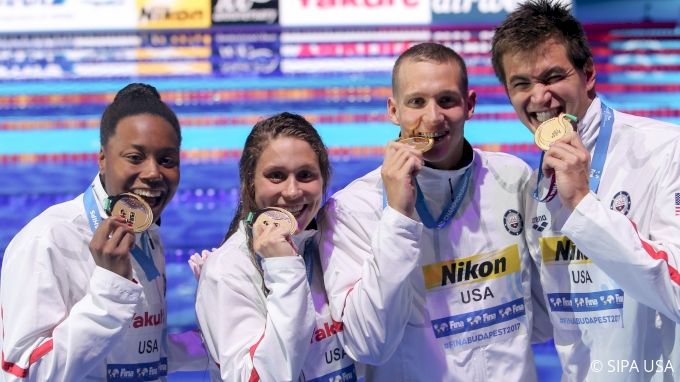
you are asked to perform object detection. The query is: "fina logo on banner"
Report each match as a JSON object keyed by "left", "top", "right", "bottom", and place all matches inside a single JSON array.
[
  {"left": 279, "top": 0, "right": 432, "bottom": 27},
  {"left": 212, "top": 0, "right": 278, "bottom": 24}
]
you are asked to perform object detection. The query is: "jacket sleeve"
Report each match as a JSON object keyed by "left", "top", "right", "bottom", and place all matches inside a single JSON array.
[
  {"left": 197, "top": 255, "right": 315, "bottom": 382},
  {"left": 167, "top": 331, "right": 208, "bottom": 372},
  {"left": 562, "top": 148, "right": 680, "bottom": 322},
  {"left": 0, "top": 237, "right": 142, "bottom": 382},
  {"left": 319, "top": 198, "right": 423, "bottom": 365}
]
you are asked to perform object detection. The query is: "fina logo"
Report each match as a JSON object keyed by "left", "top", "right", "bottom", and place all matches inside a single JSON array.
[
  {"left": 503, "top": 209, "right": 523, "bottom": 236},
  {"left": 610, "top": 191, "right": 631, "bottom": 215}
]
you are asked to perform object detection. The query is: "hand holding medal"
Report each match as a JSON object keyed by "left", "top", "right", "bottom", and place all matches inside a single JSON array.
[
  {"left": 87, "top": 192, "right": 157, "bottom": 280},
  {"left": 248, "top": 207, "right": 300, "bottom": 258},
  {"left": 381, "top": 134, "right": 427, "bottom": 217},
  {"left": 535, "top": 113, "right": 592, "bottom": 211},
  {"left": 86, "top": 193, "right": 152, "bottom": 281}
]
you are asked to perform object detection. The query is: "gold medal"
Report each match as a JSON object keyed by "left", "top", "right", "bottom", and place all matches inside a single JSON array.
[
  {"left": 250, "top": 207, "right": 298, "bottom": 236},
  {"left": 106, "top": 193, "right": 153, "bottom": 233},
  {"left": 397, "top": 136, "right": 434, "bottom": 152},
  {"left": 534, "top": 114, "right": 575, "bottom": 151}
]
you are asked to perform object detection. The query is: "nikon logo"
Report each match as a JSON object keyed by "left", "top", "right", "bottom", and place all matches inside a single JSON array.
[
  {"left": 441, "top": 257, "right": 507, "bottom": 286},
  {"left": 140, "top": 6, "right": 203, "bottom": 22},
  {"left": 554, "top": 239, "right": 589, "bottom": 262}
]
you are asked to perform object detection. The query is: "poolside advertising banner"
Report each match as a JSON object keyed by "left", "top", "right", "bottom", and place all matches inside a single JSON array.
[
  {"left": 279, "top": 0, "right": 432, "bottom": 27},
  {"left": 0, "top": 0, "right": 137, "bottom": 33},
  {"left": 213, "top": 32, "right": 281, "bottom": 76},
  {"left": 432, "top": 0, "right": 572, "bottom": 24},
  {"left": 137, "top": 0, "right": 212, "bottom": 29},
  {"left": 212, "top": 0, "right": 279, "bottom": 25}
]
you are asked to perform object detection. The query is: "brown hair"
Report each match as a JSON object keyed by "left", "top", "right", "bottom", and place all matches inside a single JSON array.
[
  {"left": 392, "top": 42, "right": 468, "bottom": 98},
  {"left": 222, "top": 112, "right": 331, "bottom": 273},
  {"left": 491, "top": 0, "right": 592, "bottom": 87}
]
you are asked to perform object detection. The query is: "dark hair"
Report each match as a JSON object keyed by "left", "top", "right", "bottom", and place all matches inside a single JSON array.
[
  {"left": 100, "top": 83, "right": 182, "bottom": 146},
  {"left": 222, "top": 112, "right": 331, "bottom": 270},
  {"left": 392, "top": 42, "right": 468, "bottom": 97},
  {"left": 491, "top": 0, "right": 592, "bottom": 87}
]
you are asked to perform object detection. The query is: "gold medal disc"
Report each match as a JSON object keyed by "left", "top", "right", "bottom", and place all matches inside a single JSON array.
[
  {"left": 397, "top": 136, "right": 434, "bottom": 152},
  {"left": 110, "top": 193, "right": 153, "bottom": 233},
  {"left": 252, "top": 207, "right": 299, "bottom": 236},
  {"left": 534, "top": 114, "right": 575, "bottom": 151}
]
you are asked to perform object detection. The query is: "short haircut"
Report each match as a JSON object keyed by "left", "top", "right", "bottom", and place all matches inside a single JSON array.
[
  {"left": 100, "top": 83, "right": 182, "bottom": 147},
  {"left": 391, "top": 42, "right": 468, "bottom": 97},
  {"left": 491, "top": 0, "right": 592, "bottom": 87}
]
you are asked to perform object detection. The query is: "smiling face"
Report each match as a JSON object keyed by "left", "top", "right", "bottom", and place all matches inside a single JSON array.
[
  {"left": 388, "top": 60, "right": 476, "bottom": 170},
  {"left": 98, "top": 114, "right": 180, "bottom": 222},
  {"left": 253, "top": 136, "right": 323, "bottom": 231},
  {"left": 502, "top": 39, "right": 596, "bottom": 133}
]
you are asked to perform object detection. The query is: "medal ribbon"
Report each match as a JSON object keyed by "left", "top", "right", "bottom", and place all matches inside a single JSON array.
[
  {"left": 589, "top": 103, "right": 614, "bottom": 193},
  {"left": 83, "top": 185, "right": 161, "bottom": 281},
  {"left": 301, "top": 237, "right": 315, "bottom": 286},
  {"left": 533, "top": 102, "right": 615, "bottom": 202},
  {"left": 382, "top": 166, "right": 473, "bottom": 229}
]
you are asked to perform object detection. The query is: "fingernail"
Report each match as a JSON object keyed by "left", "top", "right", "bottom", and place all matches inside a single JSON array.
[
  {"left": 120, "top": 214, "right": 126, "bottom": 218},
  {"left": 127, "top": 223, "right": 133, "bottom": 227}
]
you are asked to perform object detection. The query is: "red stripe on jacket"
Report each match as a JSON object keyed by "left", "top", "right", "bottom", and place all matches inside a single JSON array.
[
  {"left": 247, "top": 332, "right": 265, "bottom": 382},
  {"left": 1, "top": 307, "right": 54, "bottom": 378},
  {"left": 631, "top": 220, "right": 680, "bottom": 285},
  {"left": 1, "top": 340, "right": 54, "bottom": 378}
]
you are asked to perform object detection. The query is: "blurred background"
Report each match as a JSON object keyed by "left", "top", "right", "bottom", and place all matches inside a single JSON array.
[{"left": 1, "top": 0, "right": 680, "bottom": 380}]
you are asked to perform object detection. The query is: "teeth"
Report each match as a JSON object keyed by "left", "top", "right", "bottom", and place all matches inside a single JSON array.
[
  {"left": 133, "top": 189, "right": 162, "bottom": 198},
  {"left": 418, "top": 132, "right": 446, "bottom": 138},
  {"left": 281, "top": 205, "right": 303, "bottom": 214},
  {"left": 535, "top": 109, "right": 560, "bottom": 123}
]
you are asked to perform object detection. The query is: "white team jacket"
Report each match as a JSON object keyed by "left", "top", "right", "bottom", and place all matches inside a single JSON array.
[
  {"left": 195, "top": 225, "right": 358, "bottom": 382},
  {"left": 525, "top": 97, "right": 680, "bottom": 382},
  {"left": 0, "top": 176, "right": 207, "bottom": 382},
  {"left": 319, "top": 146, "right": 552, "bottom": 382}
]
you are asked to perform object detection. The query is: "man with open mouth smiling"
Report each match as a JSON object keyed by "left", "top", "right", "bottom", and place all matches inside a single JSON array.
[
  {"left": 0, "top": 84, "right": 207, "bottom": 382},
  {"left": 492, "top": 1, "right": 680, "bottom": 381},
  {"left": 319, "top": 43, "right": 551, "bottom": 381}
]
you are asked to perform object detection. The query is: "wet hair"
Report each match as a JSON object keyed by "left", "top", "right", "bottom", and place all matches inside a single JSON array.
[
  {"left": 392, "top": 42, "right": 468, "bottom": 97},
  {"left": 222, "top": 112, "right": 331, "bottom": 273},
  {"left": 491, "top": 0, "right": 592, "bottom": 88},
  {"left": 100, "top": 83, "right": 182, "bottom": 147}
]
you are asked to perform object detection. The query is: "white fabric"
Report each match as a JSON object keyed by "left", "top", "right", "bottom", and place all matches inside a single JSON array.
[
  {"left": 195, "top": 225, "right": 358, "bottom": 382},
  {"left": 0, "top": 175, "right": 208, "bottom": 382},
  {"left": 525, "top": 97, "right": 680, "bottom": 382},
  {"left": 319, "top": 148, "right": 552, "bottom": 382}
]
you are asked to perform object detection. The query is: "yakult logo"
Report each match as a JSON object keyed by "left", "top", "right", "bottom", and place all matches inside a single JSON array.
[
  {"left": 280, "top": 0, "right": 431, "bottom": 26},
  {"left": 131, "top": 309, "right": 164, "bottom": 328}
]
